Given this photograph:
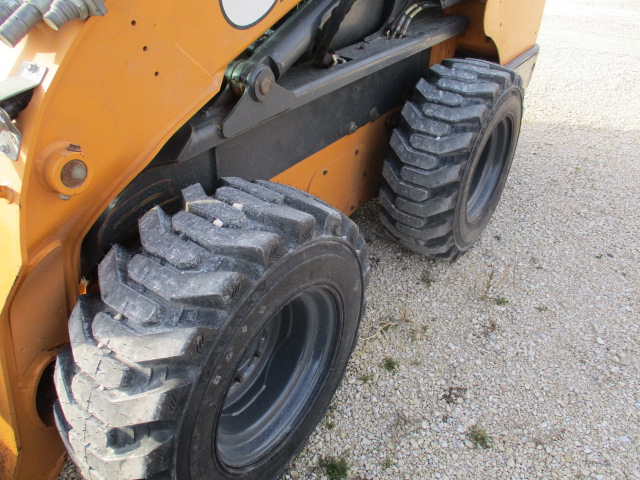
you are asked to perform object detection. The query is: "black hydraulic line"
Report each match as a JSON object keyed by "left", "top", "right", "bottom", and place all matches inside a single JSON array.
[
  {"left": 312, "top": 0, "right": 358, "bottom": 68},
  {"left": 388, "top": 1, "right": 440, "bottom": 39}
]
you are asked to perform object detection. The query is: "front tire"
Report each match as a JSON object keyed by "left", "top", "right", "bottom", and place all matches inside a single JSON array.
[
  {"left": 54, "top": 179, "right": 368, "bottom": 480},
  {"left": 380, "top": 58, "right": 524, "bottom": 260}
]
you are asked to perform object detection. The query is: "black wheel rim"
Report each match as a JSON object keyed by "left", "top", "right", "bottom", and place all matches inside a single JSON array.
[
  {"left": 216, "top": 287, "right": 338, "bottom": 468},
  {"left": 466, "top": 116, "right": 513, "bottom": 225}
]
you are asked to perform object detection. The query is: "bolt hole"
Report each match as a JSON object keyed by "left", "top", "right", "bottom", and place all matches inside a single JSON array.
[
  {"left": 154, "top": 71, "right": 159, "bottom": 77},
  {"left": 131, "top": 20, "right": 137, "bottom": 26},
  {"left": 322, "top": 170, "right": 328, "bottom": 175},
  {"left": 142, "top": 45, "right": 148, "bottom": 51},
  {"left": 355, "top": 149, "right": 360, "bottom": 155}
]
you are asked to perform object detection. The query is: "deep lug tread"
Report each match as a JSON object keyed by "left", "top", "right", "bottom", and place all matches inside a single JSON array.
[
  {"left": 182, "top": 184, "right": 247, "bottom": 228},
  {"left": 396, "top": 189, "right": 457, "bottom": 217},
  {"left": 395, "top": 216, "right": 454, "bottom": 241},
  {"left": 56, "top": 348, "right": 114, "bottom": 449},
  {"left": 215, "top": 186, "right": 317, "bottom": 246},
  {"left": 254, "top": 180, "right": 343, "bottom": 236},
  {"left": 68, "top": 427, "right": 173, "bottom": 480},
  {"left": 380, "top": 58, "right": 522, "bottom": 260},
  {"left": 443, "top": 61, "right": 512, "bottom": 88},
  {"left": 68, "top": 297, "right": 152, "bottom": 390},
  {"left": 415, "top": 78, "right": 463, "bottom": 107},
  {"left": 98, "top": 246, "right": 160, "bottom": 326},
  {"left": 382, "top": 159, "right": 431, "bottom": 202},
  {"left": 380, "top": 212, "right": 454, "bottom": 255},
  {"left": 409, "top": 131, "right": 475, "bottom": 156},
  {"left": 422, "top": 103, "right": 488, "bottom": 125},
  {"left": 429, "top": 63, "right": 476, "bottom": 82},
  {"left": 399, "top": 162, "right": 465, "bottom": 189},
  {"left": 401, "top": 102, "right": 450, "bottom": 137},
  {"left": 221, "top": 177, "right": 285, "bottom": 205},
  {"left": 172, "top": 211, "right": 286, "bottom": 269},
  {"left": 91, "top": 312, "right": 217, "bottom": 364},
  {"left": 379, "top": 185, "right": 427, "bottom": 229},
  {"left": 390, "top": 130, "right": 439, "bottom": 170},
  {"left": 56, "top": 179, "right": 368, "bottom": 480},
  {"left": 70, "top": 372, "right": 190, "bottom": 427},
  {"left": 437, "top": 77, "right": 500, "bottom": 100},
  {"left": 139, "top": 207, "right": 205, "bottom": 270},
  {"left": 128, "top": 254, "right": 250, "bottom": 309},
  {"left": 444, "top": 58, "right": 521, "bottom": 86}
]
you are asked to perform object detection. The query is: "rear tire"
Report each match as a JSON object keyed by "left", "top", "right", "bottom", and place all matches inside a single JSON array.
[
  {"left": 380, "top": 58, "right": 524, "bottom": 260},
  {"left": 54, "top": 179, "right": 368, "bottom": 480}
]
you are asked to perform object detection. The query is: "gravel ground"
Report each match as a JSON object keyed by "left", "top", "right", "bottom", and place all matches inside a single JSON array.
[{"left": 59, "top": 0, "right": 640, "bottom": 478}]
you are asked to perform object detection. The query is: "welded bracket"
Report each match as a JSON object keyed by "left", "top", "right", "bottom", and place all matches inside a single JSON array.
[
  {"left": 0, "top": 61, "right": 47, "bottom": 160},
  {"left": 0, "top": 108, "right": 21, "bottom": 160},
  {"left": 0, "top": 60, "right": 48, "bottom": 103}
]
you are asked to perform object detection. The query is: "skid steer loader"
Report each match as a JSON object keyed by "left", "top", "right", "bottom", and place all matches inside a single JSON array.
[{"left": 0, "top": 0, "right": 545, "bottom": 478}]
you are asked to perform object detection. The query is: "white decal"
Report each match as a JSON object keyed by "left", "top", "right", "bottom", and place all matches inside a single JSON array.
[{"left": 221, "top": 0, "right": 277, "bottom": 28}]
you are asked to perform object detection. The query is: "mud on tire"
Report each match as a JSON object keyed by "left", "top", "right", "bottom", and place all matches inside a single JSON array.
[
  {"left": 380, "top": 58, "right": 524, "bottom": 260},
  {"left": 54, "top": 179, "right": 368, "bottom": 480}
]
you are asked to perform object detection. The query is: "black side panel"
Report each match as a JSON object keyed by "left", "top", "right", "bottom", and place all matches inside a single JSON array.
[{"left": 216, "top": 53, "right": 428, "bottom": 181}]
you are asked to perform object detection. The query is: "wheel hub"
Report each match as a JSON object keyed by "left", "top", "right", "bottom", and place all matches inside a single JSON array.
[{"left": 216, "top": 287, "right": 338, "bottom": 469}]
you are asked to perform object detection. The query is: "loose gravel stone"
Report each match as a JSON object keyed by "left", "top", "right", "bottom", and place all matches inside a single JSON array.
[{"left": 58, "top": 0, "right": 639, "bottom": 479}]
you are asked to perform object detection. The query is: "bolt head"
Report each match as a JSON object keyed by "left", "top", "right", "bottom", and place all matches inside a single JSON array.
[
  {"left": 348, "top": 122, "right": 358, "bottom": 134},
  {"left": 259, "top": 76, "right": 272, "bottom": 95},
  {"left": 0, "top": 144, "right": 9, "bottom": 154},
  {"left": 60, "top": 159, "right": 88, "bottom": 188},
  {"left": 26, "top": 62, "right": 38, "bottom": 73}
]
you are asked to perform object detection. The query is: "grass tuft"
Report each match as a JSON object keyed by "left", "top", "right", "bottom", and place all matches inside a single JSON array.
[
  {"left": 420, "top": 270, "right": 435, "bottom": 287},
  {"left": 495, "top": 297, "right": 509, "bottom": 306},
  {"left": 319, "top": 456, "right": 349, "bottom": 480},
  {"left": 468, "top": 426, "right": 492, "bottom": 449},
  {"left": 382, "top": 357, "right": 399, "bottom": 372}
]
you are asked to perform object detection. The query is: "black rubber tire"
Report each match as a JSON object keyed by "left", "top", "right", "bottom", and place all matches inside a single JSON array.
[
  {"left": 379, "top": 58, "right": 524, "bottom": 260},
  {"left": 54, "top": 179, "right": 368, "bottom": 480}
]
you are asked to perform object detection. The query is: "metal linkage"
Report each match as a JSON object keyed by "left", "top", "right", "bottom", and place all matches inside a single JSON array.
[{"left": 227, "top": 0, "right": 336, "bottom": 101}]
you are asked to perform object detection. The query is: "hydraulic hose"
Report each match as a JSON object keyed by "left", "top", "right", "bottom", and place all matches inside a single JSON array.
[{"left": 0, "top": 0, "right": 22, "bottom": 24}]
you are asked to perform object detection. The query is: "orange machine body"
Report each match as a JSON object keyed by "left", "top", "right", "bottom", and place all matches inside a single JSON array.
[{"left": 0, "top": 0, "right": 545, "bottom": 478}]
